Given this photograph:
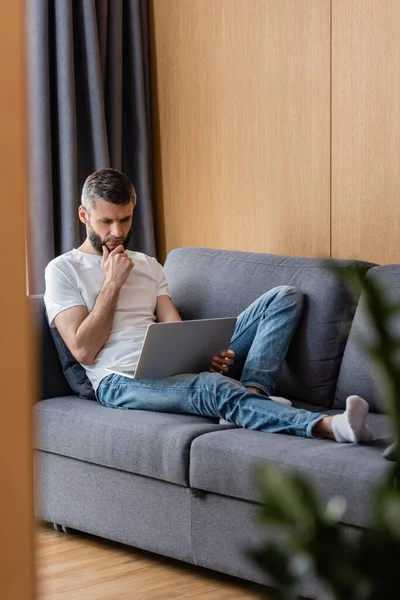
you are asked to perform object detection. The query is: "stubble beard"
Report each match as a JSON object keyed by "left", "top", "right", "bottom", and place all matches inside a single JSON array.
[{"left": 88, "top": 226, "right": 132, "bottom": 255}]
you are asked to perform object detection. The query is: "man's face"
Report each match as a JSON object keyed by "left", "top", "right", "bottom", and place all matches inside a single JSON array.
[{"left": 80, "top": 199, "right": 134, "bottom": 254}]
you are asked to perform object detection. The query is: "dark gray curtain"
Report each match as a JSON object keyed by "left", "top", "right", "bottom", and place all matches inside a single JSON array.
[{"left": 27, "top": 0, "right": 156, "bottom": 294}]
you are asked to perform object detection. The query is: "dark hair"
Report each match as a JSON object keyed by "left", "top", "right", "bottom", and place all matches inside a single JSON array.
[{"left": 81, "top": 168, "right": 137, "bottom": 212}]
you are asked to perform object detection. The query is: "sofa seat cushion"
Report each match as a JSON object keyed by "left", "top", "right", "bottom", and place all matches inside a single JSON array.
[
  {"left": 189, "top": 412, "right": 393, "bottom": 528},
  {"left": 34, "top": 398, "right": 230, "bottom": 487}
]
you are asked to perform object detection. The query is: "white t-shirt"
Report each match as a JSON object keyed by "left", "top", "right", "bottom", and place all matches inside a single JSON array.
[{"left": 44, "top": 249, "right": 171, "bottom": 391}]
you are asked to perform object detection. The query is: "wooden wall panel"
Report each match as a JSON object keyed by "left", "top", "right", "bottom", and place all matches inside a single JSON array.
[
  {"left": 0, "top": 1, "right": 35, "bottom": 599},
  {"left": 332, "top": 0, "right": 400, "bottom": 264},
  {"left": 150, "top": 0, "right": 330, "bottom": 263}
]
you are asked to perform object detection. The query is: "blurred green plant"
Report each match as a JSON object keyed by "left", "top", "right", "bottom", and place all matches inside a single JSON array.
[{"left": 248, "top": 265, "right": 400, "bottom": 600}]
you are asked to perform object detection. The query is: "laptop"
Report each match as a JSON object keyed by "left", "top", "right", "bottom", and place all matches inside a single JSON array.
[{"left": 106, "top": 317, "right": 237, "bottom": 379}]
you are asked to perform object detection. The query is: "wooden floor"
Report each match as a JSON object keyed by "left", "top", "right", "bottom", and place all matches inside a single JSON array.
[{"left": 35, "top": 521, "right": 266, "bottom": 599}]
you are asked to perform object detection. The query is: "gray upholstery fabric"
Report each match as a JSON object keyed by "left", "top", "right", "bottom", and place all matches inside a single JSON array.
[
  {"left": 35, "top": 448, "right": 339, "bottom": 600},
  {"left": 383, "top": 442, "right": 397, "bottom": 461},
  {"left": 29, "top": 295, "right": 74, "bottom": 400},
  {"left": 34, "top": 448, "right": 356, "bottom": 600},
  {"left": 29, "top": 294, "right": 95, "bottom": 400},
  {"left": 34, "top": 398, "right": 228, "bottom": 486},
  {"left": 189, "top": 413, "right": 392, "bottom": 528},
  {"left": 335, "top": 266, "right": 400, "bottom": 413},
  {"left": 35, "top": 451, "right": 195, "bottom": 563},
  {"left": 191, "top": 491, "right": 356, "bottom": 600},
  {"left": 164, "top": 247, "right": 375, "bottom": 408},
  {"left": 191, "top": 493, "right": 271, "bottom": 587}
]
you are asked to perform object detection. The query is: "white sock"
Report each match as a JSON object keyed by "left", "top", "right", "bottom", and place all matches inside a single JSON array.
[
  {"left": 269, "top": 395, "right": 292, "bottom": 406},
  {"left": 331, "top": 395, "right": 373, "bottom": 443}
]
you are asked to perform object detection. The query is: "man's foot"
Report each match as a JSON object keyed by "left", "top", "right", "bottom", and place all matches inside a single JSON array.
[
  {"left": 244, "top": 386, "right": 292, "bottom": 406},
  {"left": 331, "top": 395, "right": 373, "bottom": 443}
]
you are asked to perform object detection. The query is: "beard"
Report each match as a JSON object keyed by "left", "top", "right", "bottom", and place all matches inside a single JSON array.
[{"left": 88, "top": 225, "right": 132, "bottom": 255}]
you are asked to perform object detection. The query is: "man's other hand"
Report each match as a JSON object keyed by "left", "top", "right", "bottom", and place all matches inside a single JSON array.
[
  {"left": 101, "top": 244, "right": 134, "bottom": 288},
  {"left": 210, "top": 349, "right": 235, "bottom": 374}
]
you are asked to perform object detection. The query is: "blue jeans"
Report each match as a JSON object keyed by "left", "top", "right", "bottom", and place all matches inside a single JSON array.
[{"left": 97, "top": 286, "right": 325, "bottom": 438}]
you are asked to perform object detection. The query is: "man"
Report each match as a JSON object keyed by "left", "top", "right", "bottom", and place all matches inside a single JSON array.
[{"left": 44, "top": 168, "right": 373, "bottom": 444}]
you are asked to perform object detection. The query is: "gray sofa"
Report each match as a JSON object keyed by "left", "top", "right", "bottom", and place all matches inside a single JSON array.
[{"left": 32, "top": 247, "right": 396, "bottom": 599}]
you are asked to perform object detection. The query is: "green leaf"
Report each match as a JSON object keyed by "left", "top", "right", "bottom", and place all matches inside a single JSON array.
[
  {"left": 375, "top": 487, "right": 400, "bottom": 536},
  {"left": 254, "top": 465, "right": 321, "bottom": 537},
  {"left": 246, "top": 544, "right": 298, "bottom": 600},
  {"left": 323, "top": 496, "right": 348, "bottom": 524}
]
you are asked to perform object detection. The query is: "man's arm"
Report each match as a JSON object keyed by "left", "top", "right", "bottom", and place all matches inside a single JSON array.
[
  {"left": 54, "top": 280, "right": 121, "bottom": 365},
  {"left": 54, "top": 244, "right": 133, "bottom": 365},
  {"left": 155, "top": 295, "right": 182, "bottom": 322}
]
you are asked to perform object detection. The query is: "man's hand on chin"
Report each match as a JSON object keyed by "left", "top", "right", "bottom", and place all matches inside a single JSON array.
[
  {"left": 209, "top": 349, "right": 235, "bottom": 374},
  {"left": 101, "top": 244, "right": 134, "bottom": 289}
]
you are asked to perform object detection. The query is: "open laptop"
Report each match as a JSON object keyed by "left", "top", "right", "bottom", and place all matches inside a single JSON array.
[{"left": 106, "top": 317, "right": 237, "bottom": 379}]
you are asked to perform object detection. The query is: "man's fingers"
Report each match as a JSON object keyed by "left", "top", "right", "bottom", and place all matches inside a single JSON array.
[
  {"left": 210, "top": 366, "right": 226, "bottom": 374},
  {"left": 211, "top": 360, "right": 229, "bottom": 372},
  {"left": 213, "top": 356, "right": 233, "bottom": 366},
  {"left": 210, "top": 350, "right": 235, "bottom": 375},
  {"left": 101, "top": 245, "right": 109, "bottom": 264},
  {"left": 109, "top": 244, "right": 125, "bottom": 255},
  {"left": 212, "top": 357, "right": 224, "bottom": 365},
  {"left": 214, "top": 350, "right": 235, "bottom": 359},
  {"left": 213, "top": 359, "right": 231, "bottom": 367}
]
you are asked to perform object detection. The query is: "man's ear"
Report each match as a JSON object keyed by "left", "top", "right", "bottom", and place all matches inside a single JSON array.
[{"left": 78, "top": 205, "right": 88, "bottom": 224}]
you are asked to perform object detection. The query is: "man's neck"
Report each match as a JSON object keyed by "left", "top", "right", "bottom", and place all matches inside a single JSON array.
[{"left": 77, "top": 241, "right": 100, "bottom": 255}]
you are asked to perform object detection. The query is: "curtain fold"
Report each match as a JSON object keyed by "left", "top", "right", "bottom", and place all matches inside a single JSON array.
[{"left": 27, "top": 0, "right": 155, "bottom": 294}]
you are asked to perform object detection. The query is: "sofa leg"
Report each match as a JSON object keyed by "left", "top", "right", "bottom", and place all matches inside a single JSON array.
[
  {"left": 61, "top": 525, "right": 75, "bottom": 534},
  {"left": 52, "top": 523, "right": 76, "bottom": 534}
]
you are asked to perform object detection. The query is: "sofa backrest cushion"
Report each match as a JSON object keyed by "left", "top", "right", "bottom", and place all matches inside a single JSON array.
[
  {"left": 29, "top": 295, "right": 74, "bottom": 399},
  {"left": 164, "top": 247, "right": 376, "bottom": 408},
  {"left": 334, "top": 265, "right": 400, "bottom": 413},
  {"left": 29, "top": 295, "right": 95, "bottom": 401},
  {"left": 49, "top": 326, "right": 96, "bottom": 400}
]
